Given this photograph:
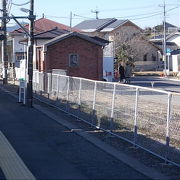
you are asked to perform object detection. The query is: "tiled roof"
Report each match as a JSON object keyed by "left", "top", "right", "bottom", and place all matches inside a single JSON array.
[
  {"left": 11, "top": 18, "right": 80, "bottom": 35},
  {"left": 151, "top": 31, "right": 180, "bottom": 41},
  {"left": 74, "top": 18, "right": 117, "bottom": 32},
  {"left": 165, "top": 22, "right": 178, "bottom": 29},
  {"left": 153, "top": 41, "right": 177, "bottom": 46},
  {"left": 90, "top": 36, "right": 109, "bottom": 44},
  {"left": 34, "top": 27, "right": 69, "bottom": 39},
  {"left": 102, "top": 20, "right": 127, "bottom": 29},
  {"left": 44, "top": 32, "right": 108, "bottom": 50},
  {"left": 74, "top": 18, "right": 140, "bottom": 32},
  {"left": 171, "top": 49, "right": 180, "bottom": 55}
]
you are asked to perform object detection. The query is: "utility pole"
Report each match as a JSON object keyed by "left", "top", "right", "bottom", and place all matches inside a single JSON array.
[
  {"left": 163, "top": 0, "right": 167, "bottom": 76},
  {"left": 1, "top": 0, "right": 8, "bottom": 84},
  {"left": 26, "top": 0, "right": 35, "bottom": 107}
]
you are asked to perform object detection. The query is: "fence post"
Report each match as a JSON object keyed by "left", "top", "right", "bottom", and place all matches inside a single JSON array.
[
  {"left": 47, "top": 73, "right": 50, "bottom": 98},
  {"left": 77, "top": 78, "right": 82, "bottom": 119},
  {"left": 165, "top": 93, "right": 172, "bottom": 162},
  {"left": 49, "top": 72, "right": 53, "bottom": 98},
  {"left": 34, "top": 71, "right": 37, "bottom": 94},
  {"left": 134, "top": 87, "right": 139, "bottom": 146},
  {"left": 110, "top": 83, "right": 116, "bottom": 131},
  {"left": 66, "top": 76, "right": 70, "bottom": 113},
  {"left": 23, "top": 82, "right": 26, "bottom": 105},
  {"left": 56, "top": 74, "right": 59, "bottom": 99},
  {"left": 18, "top": 81, "right": 22, "bottom": 103},
  {"left": 92, "top": 81, "right": 97, "bottom": 126},
  {"left": 40, "top": 73, "right": 43, "bottom": 95}
]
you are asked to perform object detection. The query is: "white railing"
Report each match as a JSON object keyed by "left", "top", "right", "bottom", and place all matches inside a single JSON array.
[{"left": 33, "top": 71, "right": 180, "bottom": 167}]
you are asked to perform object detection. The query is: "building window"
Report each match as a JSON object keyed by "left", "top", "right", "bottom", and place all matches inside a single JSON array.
[
  {"left": 15, "top": 52, "right": 26, "bottom": 61},
  {"left": 69, "top": 54, "right": 79, "bottom": 67},
  {"left": 152, "top": 54, "right": 156, "bottom": 61},
  {"left": 143, "top": 54, "right": 147, "bottom": 61}
]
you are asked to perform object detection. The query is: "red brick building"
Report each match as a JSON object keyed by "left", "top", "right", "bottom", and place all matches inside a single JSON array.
[{"left": 37, "top": 32, "right": 107, "bottom": 80}]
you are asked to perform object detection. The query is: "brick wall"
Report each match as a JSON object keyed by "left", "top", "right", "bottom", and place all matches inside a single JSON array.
[{"left": 44, "top": 36, "right": 103, "bottom": 80}]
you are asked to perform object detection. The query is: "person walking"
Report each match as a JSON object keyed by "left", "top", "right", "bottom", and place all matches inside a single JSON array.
[
  {"left": 119, "top": 64, "right": 125, "bottom": 82},
  {"left": 124, "top": 62, "right": 133, "bottom": 83}
]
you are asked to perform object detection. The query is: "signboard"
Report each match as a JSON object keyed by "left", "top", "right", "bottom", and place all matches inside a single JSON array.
[
  {"left": 166, "top": 48, "right": 171, "bottom": 56},
  {"left": 166, "top": 48, "right": 171, "bottom": 53}
]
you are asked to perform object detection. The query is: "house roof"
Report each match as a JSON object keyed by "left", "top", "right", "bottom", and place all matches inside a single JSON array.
[
  {"left": 74, "top": 18, "right": 141, "bottom": 32},
  {"left": 171, "top": 49, "right": 180, "bottom": 55},
  {"left": 166, "top": 31, "right": 180, "bottom": 41},
  {"left": 150, "top": 35, "right": 164, "bottom": 41},
  {"left": 43, "top": 32, "right": 108, "bottom": 51},
  {"left": 7, "top": 25, "right": 20, "bottom": 32},
  {"left": 165, "top": 22, "right": 178, "bottom": 29},
  {"left": 90, "top": 36, "right": 109, "bottom": 44},
  {"left": 153, "top": 41, "right": 177, "bottom": 46},
  {"left": 34, "top": 27, "right": 70, "bottom": 39},
  {"left": 153, "top": 22, "right": 178, "bottom": 30},
  {"left": 11, "top": 18, "right": 80, "bottom": 35},
  {"left": 101, "top": 19, "right": 128, "bottom": 32},
  {"left": 150, "top": 31, "right": 180, "bottom": 41},
  {"left": 151, "top": 41, "right": 178, "bottom": 52},
  {"left": 74, "top": 18, "right": 117, "bottom": 32}
]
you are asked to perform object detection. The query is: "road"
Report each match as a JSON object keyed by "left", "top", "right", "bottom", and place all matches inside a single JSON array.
[
  {"left": 0, "top": 87, "right": 148, "bottom": 179},
  {"left": 130, "top": 76, "right": 180, "bottom": 93}
]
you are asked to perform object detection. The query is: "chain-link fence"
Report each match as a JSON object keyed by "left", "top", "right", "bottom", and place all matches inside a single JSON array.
[{"left": 33, "top": 71, "right": 180, "bottom": 167}]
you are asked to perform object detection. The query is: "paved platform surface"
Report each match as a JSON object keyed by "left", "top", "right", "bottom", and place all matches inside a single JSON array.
[{"left": 0, "top": 87, "right": 149, "bottom": 179}]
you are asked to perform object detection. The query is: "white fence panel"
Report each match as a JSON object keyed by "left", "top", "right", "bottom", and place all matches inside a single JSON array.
[{"left": 32, "top": 71, "right": 180, "bottom": 167}]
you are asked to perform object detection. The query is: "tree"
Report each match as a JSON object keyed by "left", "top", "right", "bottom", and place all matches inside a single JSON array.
[
  {"left": 113, "top": 26, "right": 140, "bottom": 68},
  {"left": 115, "top": 43, "right": 134, "bottom": 66},
  {"left": 144, "top": 27, "right": 153, "bottom": 37},
  {"left": 113, "top": 26, "right": 155, "bottom": 71},
  {"left": 154, "top": 24, "right": 163, "bottom": 33}
]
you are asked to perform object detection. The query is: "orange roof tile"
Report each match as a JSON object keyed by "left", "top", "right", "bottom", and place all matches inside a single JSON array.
[{"left": 11, "top": 18, "right": 81, "bottom": 34}]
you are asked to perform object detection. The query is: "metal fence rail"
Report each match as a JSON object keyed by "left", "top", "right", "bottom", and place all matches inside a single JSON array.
[{"left": 33, "top": 71, "right": 180, "bottom": 167}]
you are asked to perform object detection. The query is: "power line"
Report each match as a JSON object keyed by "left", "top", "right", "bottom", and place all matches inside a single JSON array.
[
  {"left": 11, "top": 1, "right": 30, "bottom": 6},
  {"left": 99, "top": 4, "right": 179, "bottom": 12},
  {"left": 6, "top": 0, "right": 12, "bottom": 15},
  {"left": 100, "top": 5, "right": 157, "bottom": 12},
  {"left": 166, "top": 6, "right": 179, "bottom": 13},
  {"left": 74, "top": 13, "right": 94, "bottom": 20},
  {"left": 40, "top": 14, "right": 94, "bottom": 20},
  {"left": 42, "top": 10, "right": 166, "bottom": 21},
  {"left": 122, "top": 7, "right": 178, "bottom": 21},
  {"left": 115, "top": 11, "right": 162, "bottom": 19},
  {"left": 35, "top": 5, "right": 179, "bottom": 26},
  {"left": 74, "top": 6, "right": 179, "bottom": 21}
]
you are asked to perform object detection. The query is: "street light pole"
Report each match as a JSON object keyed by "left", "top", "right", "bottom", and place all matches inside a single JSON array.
[
  {"left": 26, "top": 0, "right": 35, "bottom": 107},
  {"left": 2, "top": 0, "right": 8, "bottom": 84}
]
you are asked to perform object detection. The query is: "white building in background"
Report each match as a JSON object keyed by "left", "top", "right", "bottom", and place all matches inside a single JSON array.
[
  {"left": 171, "top": 49, "right": 180, "bottom": 73},
  {"left": 166, "top": 31, "right": 180, "bottom": 73}
]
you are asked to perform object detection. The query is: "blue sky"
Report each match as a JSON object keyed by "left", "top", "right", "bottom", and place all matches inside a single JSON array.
[{"left": 9, "top": 0, "right": 180, "bottom": 28}]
